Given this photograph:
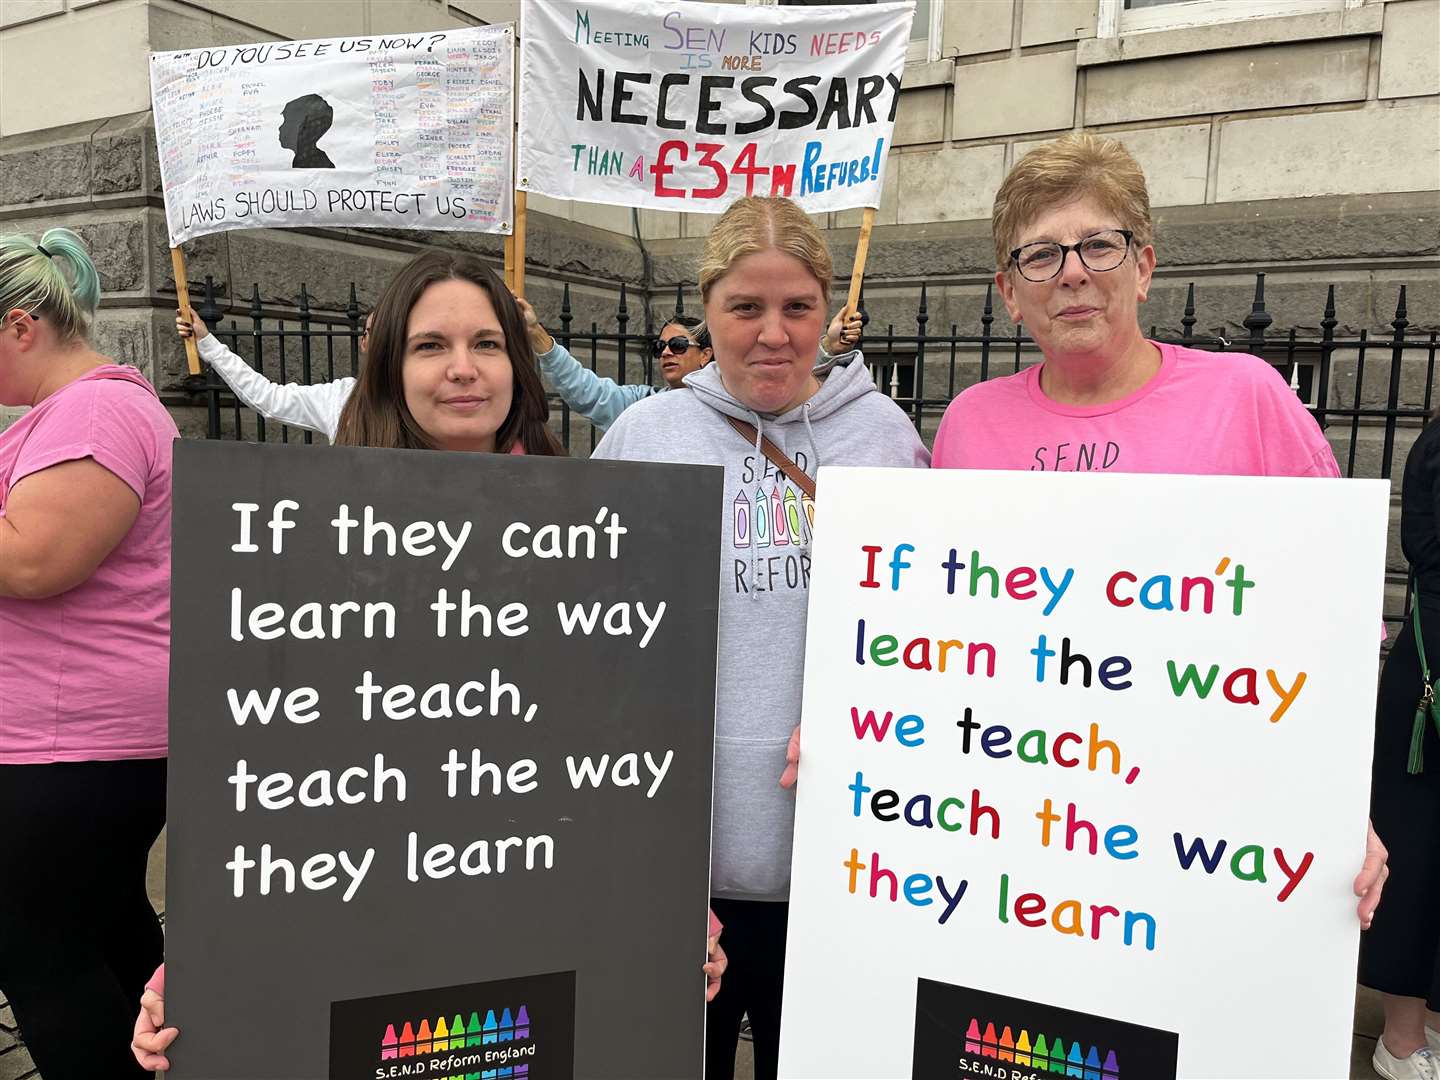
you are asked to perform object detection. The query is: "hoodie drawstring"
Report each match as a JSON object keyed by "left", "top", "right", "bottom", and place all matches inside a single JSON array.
[
  {"left": 748, "top": 411, "right": 766, "bottom": 601},
  {"left": 799, "top": 403, "right": 820, "bottom": 554},
  {"left": 742, "top": 403, "right": 822, "bottom": 596}
]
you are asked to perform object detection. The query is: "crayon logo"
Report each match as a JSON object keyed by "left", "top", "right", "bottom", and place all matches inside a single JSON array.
[
  {"left": 378, "top": 1003, "right": 533, "bottom": 1078},
  {"left": 913, "top": 980, "right": 1175, "bottom": 1080},
  {"left": 963, "top": 1016, "right": 1118, "bottom": 1080},
  {"left": 733, "top": 481, "right": 812, "bottom": 549}
]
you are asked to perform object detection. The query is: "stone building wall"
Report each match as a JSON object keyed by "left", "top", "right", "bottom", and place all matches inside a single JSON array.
[{"left": 1, "top": 0, "right": 1436, "bottom": 442}]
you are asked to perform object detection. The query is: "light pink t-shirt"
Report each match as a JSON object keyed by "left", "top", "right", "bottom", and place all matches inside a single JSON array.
[
  {"left": 0, "top": 366, "right": 178, "bottom": 763},
  {"left": 932, "top": 342, "right": 1339, "bottom": 478}
]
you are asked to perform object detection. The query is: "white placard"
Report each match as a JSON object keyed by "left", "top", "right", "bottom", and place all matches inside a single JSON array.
[
  {"left": 518, "top": 0, "right": 914, "bottom": 214},
  {"left": 150, "top": 26, "right": 514, "bottom": 246},
  {"left": 780, "top": 468, "right": 1388, "bottom": 1080}
]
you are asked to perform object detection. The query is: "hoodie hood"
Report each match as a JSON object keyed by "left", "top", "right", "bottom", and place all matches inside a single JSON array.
[
  {"left": 681, "top": 349, "right": 877, "bottom": 426},
  {"left": 683, "top": 352, "right": 882, "bottom": 597},
  {"left": 589, "top": 348, "right": 929, "bottom": 902}
]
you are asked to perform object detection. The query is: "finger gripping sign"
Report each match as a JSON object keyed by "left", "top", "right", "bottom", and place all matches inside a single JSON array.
[
  {"left": 778, "top": 468, "right": 1388, "bottom": 1079},
  {"left": 149, "top": 25, "right": 515, "bottom": 246},
  {"left": 518, "top": 0, "right": 915, "bottom": 214},
  {"left": 164, "top": 441, "right": 721, "bottom": 1079}
]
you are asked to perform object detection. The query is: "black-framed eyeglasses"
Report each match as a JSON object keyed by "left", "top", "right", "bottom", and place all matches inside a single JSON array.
[
  {"left": 652, "top": 335, "right": 696, "bottom": 358},
  {"left": 1009, "top": 229, "right": 1134, "bottom": 283}
]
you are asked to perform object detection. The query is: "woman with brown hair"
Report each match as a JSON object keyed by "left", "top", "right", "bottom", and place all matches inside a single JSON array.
[
  {"left": 132, "top": 249, "right": 730, "bottom": 1072},
  {"left": 332, "top": 249, "right": 562, "bottom": 455},
  {"left": 174, "top": 248, "right": 565, "bottom": 456}
]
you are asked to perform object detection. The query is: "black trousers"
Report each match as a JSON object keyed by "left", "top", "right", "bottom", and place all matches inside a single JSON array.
[
  {"left": 705, "top": 898, "right": 789, "bottom": 1080},
  {"left": 1362, "top": 613, "right": 1440, "bottom": 1008},
  {"left": 0, "top": 758, "right": 167, "bottom": 1079}
]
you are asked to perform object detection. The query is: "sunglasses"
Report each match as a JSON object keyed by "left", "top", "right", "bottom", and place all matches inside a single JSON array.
[{"left": 652, "top": 335, "right": 696, "bottom": 358}]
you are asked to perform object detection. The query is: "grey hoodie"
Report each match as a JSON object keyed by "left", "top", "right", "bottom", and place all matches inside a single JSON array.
[{"left": 592, "top": 354, "right": 930, "bottom": 900}]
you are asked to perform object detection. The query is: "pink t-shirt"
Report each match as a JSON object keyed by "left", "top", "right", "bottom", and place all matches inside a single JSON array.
[
  {"left": 932, "top": 342, "right": 1339, "bottom": 478},
  {"left": 0, "top": 366, "right": 178, "bottom": 763}
]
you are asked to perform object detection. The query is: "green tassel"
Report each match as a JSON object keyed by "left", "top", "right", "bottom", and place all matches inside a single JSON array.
[{"left": 1410, "top": 706, "right": 1427, "bottom": 774}]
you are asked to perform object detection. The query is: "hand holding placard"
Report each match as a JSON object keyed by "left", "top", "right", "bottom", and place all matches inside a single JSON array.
[{"left": 780, "top": 467, "right": 1388, "bottom": 1079}]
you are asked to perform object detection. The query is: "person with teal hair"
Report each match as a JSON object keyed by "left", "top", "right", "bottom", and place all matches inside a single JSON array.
[{"left": 0, "top": 227, "right": 177, "bottom": 1078}]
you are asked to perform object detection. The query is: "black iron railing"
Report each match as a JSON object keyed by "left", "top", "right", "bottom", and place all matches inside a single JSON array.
[{"left": 194, "top": 273, "right": 1437, "bottom": 479}]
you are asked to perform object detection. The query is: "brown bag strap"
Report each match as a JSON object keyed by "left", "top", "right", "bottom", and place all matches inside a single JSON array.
[{"left": 723, "top": 413, "right": 817, "bottom": 500}]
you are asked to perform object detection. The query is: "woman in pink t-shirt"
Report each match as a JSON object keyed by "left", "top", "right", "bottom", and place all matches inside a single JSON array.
[
  {"left": 929, "top": 131, "right": 1393, "bottom": 1052},
  {"left": 0, "top": 228, "right": 179, "bottom": 1078},
  {"left": 931, "top": 134, "right": 1342, "bottom": 480},
  {"left": 130, "top": 250, "right": 726, "bottom": 1071}
]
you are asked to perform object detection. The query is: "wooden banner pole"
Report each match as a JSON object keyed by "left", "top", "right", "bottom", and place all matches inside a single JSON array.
[
  {"left": 504, "top": 233, "right": 516, "bottom": 291},
  {"left": 513, "top": 190, "right": 528, "bottom": 298},
  {"left": 170, "top": 246, "right": 201, "bottom": 376},
  {"left": 845, "top": 206, "right": 876, "bottom": 315}
]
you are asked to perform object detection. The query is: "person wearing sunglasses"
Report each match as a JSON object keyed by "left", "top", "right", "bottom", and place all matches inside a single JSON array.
[
  {"left": 517, "top": 298, "right": 864, "bottom": 436},
  {"left": 652, "top": 319, "right": 715, "bottom": 386}
]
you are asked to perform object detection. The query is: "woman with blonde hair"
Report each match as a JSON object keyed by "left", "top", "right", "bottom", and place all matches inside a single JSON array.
[
  {"left": 0, "top": 228, "right": 178, "bottom": 1078},
  {"left": 593, "top": 195, "right": 929, "bottom": 1079}
]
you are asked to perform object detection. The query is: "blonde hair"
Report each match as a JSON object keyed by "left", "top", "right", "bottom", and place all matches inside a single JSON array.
[
  {"left": 992, "top": 133, "right": 1153, "bottom": 270},
  {"left": 0, "top": 228, "right": 101, "bottom": 342},
  {"left": 698, "top": 197, "right": 832, "bottom": 303}
]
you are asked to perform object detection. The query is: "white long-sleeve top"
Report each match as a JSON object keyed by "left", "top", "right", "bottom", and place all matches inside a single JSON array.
[{"left": 198, "top": 334, "right": 355, "bottom": 441}]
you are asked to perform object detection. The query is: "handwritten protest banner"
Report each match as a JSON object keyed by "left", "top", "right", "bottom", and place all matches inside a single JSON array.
[
  {"left": 164, "top": 441, "right": 721, "bottom": 1079},
  {"left": 779, "top": 468, "right": 1388, "bottom": 1079},
  {"left": 518, "top": 0, "right": 914, "bottom": 214},
  {"left": 149, "top": 25, "right": 514, "bottom": 246}
]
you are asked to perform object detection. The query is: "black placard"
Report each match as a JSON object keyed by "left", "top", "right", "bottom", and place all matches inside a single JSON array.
[
  {"left": 913, "top": 978, "right": 1179, "bottom": 1080},
  {"left": 165, "top": 441, "right": 721, "bottom": 1079}
]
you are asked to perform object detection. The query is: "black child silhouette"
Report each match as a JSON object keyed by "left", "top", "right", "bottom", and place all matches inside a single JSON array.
[{"left": 278, "top": 94, "right": 335, "bottom": 169}]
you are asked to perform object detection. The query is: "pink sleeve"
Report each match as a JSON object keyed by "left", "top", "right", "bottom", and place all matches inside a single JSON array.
[
  {"left": 1252, "top": 365, "right": 1339, "bottom": 478},
  {"left": 930, "top": 400, "right": 954, "bottom": 468},
  {"left": 145, "top": 963, "right": 165, "bottom": 996},
  {"left": 11, "top": 382, "right": 161, "bottom": 499},
  {"left": 708, "top": 908, "right": 722, "bottom": 938}
]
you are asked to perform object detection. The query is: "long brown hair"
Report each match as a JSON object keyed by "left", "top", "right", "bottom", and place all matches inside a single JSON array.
[{"left": 334, "top": 251, "right": 564, "bottom": 455}]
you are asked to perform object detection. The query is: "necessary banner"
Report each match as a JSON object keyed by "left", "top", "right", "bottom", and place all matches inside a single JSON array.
[
  {"left": 779, "top": 468, "right": 1387, "bottom": 1079},
  {"left": 518, "top": 0, "right": 914, "bottom": 214},
  {"left": 164, "top": 441, "right": 721, "bottom": 1079},
  {"left": 150, "top": 26, "right": 514, "bottom": 245}
]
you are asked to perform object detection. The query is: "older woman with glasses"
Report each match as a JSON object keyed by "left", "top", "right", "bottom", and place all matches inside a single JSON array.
[
  {"left": 517, "top": 299, "right": 862, "bottom": 435},
  {"left": 932, "top": 133, "right": 1347, "bottom": 479},
  {"left": 930, "top": 128, "right": 1393, "bottom": 1057}
]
